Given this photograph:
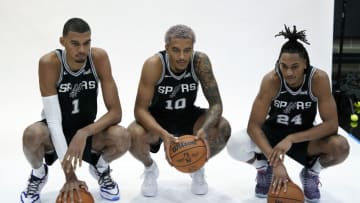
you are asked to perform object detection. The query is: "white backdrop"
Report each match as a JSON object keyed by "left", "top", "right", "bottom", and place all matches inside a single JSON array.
[{"left": 2, "top": 1, "right": 357, "bottom": 203}]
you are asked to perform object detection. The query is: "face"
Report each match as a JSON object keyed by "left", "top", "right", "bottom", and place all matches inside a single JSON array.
[
  {"left": 60, "top": 31, "right": 91, "bottom": 67},
  {"left": 165, "top": 38, "right": 194, "bottom": 73},
  {"left": 278, "top": 52, "right": 307, "bottom": 88}
]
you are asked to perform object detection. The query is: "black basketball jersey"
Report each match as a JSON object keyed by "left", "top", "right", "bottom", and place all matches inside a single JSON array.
[
  {"left": 149, "top": 51, "right": 199, "bottom": 115},
  {"left": 262, "top": 66, "right": 318, "bottom": 134},
  {"left": 52, "top": 49, "right": 99, "bottom": 131}
]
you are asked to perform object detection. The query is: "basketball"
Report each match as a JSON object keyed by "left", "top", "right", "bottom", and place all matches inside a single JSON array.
[
  {"left": 56, "top": 187, "right": 94, "bottom": 203},
  {"left": 168, "top": 134, "right": 207, "bottom": 173},
  {"left": 267, "top": 180, "right": 304, "bottom": 203}
]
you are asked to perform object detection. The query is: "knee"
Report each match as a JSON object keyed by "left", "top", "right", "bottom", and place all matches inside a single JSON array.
[
  {"left": 227, "top": 130, "right": 254, "bottom": 162},
  {"left": 219, "top": 118, "right": 231, "bottom": 143},
  {"left": 127, "top": 122, "right": 146, "bottom": 142},
  {"left": 108, "top": 126, "right": 131, "bottom": 151},
  {"left": 331, "top": 135, "right": 350, "bottom": 159},
  {"left": 23, "top": 125, "right": 46, "bottom": 149}
]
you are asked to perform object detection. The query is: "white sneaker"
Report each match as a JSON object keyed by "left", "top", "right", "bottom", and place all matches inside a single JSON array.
[
  {"left": 191, "top": 167, "right": 208, "bottom": 195},
  {"left": 89, "top": 165, "right": 120, "bottom": 201},
  {"left": 141, "top": 161, "right": 159, "bottom": 197},
  {"left": 20, "top": 164, "right": 48, "bottom": 203}
]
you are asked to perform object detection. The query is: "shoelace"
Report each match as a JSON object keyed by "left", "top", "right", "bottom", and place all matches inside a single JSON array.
[
  {"left": 98, "top": 170, "right": 116, "bottom": 189},
  {"left": 25, "top": 176, "right": 42, "bottom": 196},
  {"left": 303, "top": 171, "right": 321, "bottom": 190},
  {"left": 256, "top": 168, "right": 272, "bottom": 186}
]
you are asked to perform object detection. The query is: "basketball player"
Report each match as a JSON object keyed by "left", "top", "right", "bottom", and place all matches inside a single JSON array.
[
  {"left": 20, "top": 18, "right": 130, "bottom": 203},
  {"left": 127, "top": 24, "right": 231, "bottom": 197},
  {"left": 227, "top": 25, "right": 349, "bottom": 202}
]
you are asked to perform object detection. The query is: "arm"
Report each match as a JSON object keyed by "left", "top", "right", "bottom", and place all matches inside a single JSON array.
[
  {"left": 286, "top": 69, "right": 338, "bottom": 143},
  {"left": 38, "top": 52, "right": 68, "bottom": 161},
  {"left": 79, "top": 48, "right": 122, "bottom": 136},
  {"left": 247, "top": 70, "right": 280, "bottom": 160},
  {"left": 134, "top": 55, "right": 171, "bottom": 139},
  {"left": 194, "top": 52, "right": 223, "bottom": 133},
  {"left": 64, "top": 48, "right": 122, "bottom": 169}
]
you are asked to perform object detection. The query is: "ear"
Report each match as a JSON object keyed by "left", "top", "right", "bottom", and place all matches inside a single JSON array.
[
  {"left": 59, "top": 37, "right": 65, "bottom": 46},
  {"left": 165, "top": 44, "right": 169, "bottom": 52}
]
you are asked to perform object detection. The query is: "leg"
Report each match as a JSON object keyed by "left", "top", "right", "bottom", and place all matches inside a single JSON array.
[
  {"left": 193, "top": 114, "right": 231, "bottom": 158},
  {"left": 128, "top": 121, "right": 160, "bottom": 197},
  {"left": 23, "top": 122, "right": 54, "bottom": 168},
  {"left": 307, "top": 134, "right": 350, "bottom": 168},
  {"left": 92, "top": 124, "right": 130, "bottom": 163},
  {"left": 127, "top": 121, "right": 160, "bottom": 167},
  {"left": 21, "top": 122, "right": 53, "bottom": 202},
  {"left": 90, "top": 125, "right": 130, "bottom": 201}
]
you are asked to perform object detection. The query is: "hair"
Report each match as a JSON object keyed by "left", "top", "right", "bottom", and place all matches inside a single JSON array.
[
  {"left": 275, "top": 25, "right": 311, "bottom": 68},
  {"left": 62, "top": 18, "right": 91, "bottom": 36},
  {"left": 164, "top": 24, "right": 196, "bottom": 44}
]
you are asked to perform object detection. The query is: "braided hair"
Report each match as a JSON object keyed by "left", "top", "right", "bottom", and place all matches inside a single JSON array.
[{"left": 275, "top": 25, "right": 311, "bottom": 68}]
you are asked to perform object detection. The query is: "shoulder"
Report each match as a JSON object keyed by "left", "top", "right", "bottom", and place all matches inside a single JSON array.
[
  {"left": 90, "top": 47, "right": 109, "bottom": 61},
  {"left": 193, "top": 51, "right": 210, "bottom": 65},
  {"left": 310, "top": 67, "right": 331, "bottom": 95},
  {"left": 140, "top": 53, "right": 163, "bottom": 83},
  {"left": 311, "top": 68, "right": 330, "bottom": 82},
  {"left": 258, "top": 69, "right": 280, "bottom": 99},
  {"left": 39, "top": 51, "right": 60, "bottom": 71}
]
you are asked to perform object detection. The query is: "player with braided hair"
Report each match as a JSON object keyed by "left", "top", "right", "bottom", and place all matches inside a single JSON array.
[{"left": 227, "top": 25, "right": 349, "bottom": 202}]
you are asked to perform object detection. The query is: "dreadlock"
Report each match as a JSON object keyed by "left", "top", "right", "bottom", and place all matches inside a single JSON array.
[{"left": 275, "top": 25, "right": 311, "bottom": 68}]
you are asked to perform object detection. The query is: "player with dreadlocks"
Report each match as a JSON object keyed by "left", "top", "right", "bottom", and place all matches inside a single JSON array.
[{"left": 227, "top": 25, "right": 349, "bottom": 202}]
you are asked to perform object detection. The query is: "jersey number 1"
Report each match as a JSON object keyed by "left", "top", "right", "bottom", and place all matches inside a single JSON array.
[{"left": 71, "top": 99, "right": 80, "bottom": 114}]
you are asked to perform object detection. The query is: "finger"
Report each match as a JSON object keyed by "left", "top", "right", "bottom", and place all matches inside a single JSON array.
[
  {"left": 275, "top": 180, "right": 282, "bottom": 194},
  {"left": 79, "top": 152, "right": 83, "bottom": 168},
  {"left": 73, "top": 157, "right": 78, "bottom": 171},
  {"left": 283, "top": 179, "right": 288, "bottom": 192},
  {"left": 271, "top": 180, "right": 277, "bottom": 194},
  {"left": 69, "top": 188, "right": 74, "bottom": 203},
  {"left": 75, "top": 186, "right": 82, "bottom": 203}
]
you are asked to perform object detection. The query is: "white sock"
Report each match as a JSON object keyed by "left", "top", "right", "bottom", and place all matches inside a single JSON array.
[
  {"left": 32, "top": 164, "right": 46, "bottom": 178},
  {"left": 253, "top": 159, "right": 268, "bottom": 170},
  {"left": 310, "top": 158, "right": 323, "bottom": 174},
  {"left": 96, "top": 156, "right": 109, "bottom": 173}
]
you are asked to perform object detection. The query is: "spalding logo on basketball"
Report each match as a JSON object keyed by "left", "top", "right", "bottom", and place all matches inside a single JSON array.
[{"left": 168, "top": 135, "right": 207, "bottom": 173}]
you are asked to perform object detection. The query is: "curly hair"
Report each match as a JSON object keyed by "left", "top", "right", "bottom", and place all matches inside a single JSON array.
[{"left": 275, "top": 25, "right": 311, "bottom": 68}]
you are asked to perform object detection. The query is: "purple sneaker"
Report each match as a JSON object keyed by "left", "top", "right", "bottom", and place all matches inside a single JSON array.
[
  {"left": 300, "top": 168, "right": 321, "bottom": 203},
  {"left": 255, "top": 166, "right": 273, "bottom": 198}
]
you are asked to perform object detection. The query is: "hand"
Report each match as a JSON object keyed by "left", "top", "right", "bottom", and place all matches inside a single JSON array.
[
  {"left": 269, "top": 136, "right": 292, "bottom": 167},
  {"left": 163, "top": 133, "right": 178, "bottom": 166},
  {"left": 195, "top": 128, "right": 210, "bottom": 160},
  {"left": 57, "top": 179, "right": 88, "bottom": 203},
  {"left": 63, "top": 129, "right": 88, "bottom": 172},
  {"left": 270, "top": 163, "right": 289, "bottom": 195}
]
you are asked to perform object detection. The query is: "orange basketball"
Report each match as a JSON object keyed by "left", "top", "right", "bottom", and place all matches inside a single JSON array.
[
  {"left": 267, "top": 180, "right": 304, "bottom": 203},
  {"left": 56, "top": 187, "right": 94, "bottom": 203},
  {"left": 168, "top": 135, "right": 207, "bottom": 173}
]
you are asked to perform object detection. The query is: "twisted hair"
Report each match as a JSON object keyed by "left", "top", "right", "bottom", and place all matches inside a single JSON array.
[{"left": 275, "top": 25, "right": 310, "bottom": 68}]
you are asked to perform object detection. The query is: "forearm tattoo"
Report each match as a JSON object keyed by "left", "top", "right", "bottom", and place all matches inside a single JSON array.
[{"left": 194, "top": 52, "right": 222, "bottom": 130}]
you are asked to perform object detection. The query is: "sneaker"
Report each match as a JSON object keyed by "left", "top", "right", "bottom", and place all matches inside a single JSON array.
[
  {"left": 141, "top": 161, "right": 159, "bottom": 197},
  {"left": 190, "top": 167, "right": 208, "bottom": 195},
  {"left": 255, "top": 165, "right": 272, "bottom": 198},
  {"left": 20, "top": 164, "right": 48, "bottom": 203},
  {"left": 300, "top": 168, "right": 321, "bottom": 203},
  {"left": 89, "top": 165, "right": 120, "bottom": 201}
]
